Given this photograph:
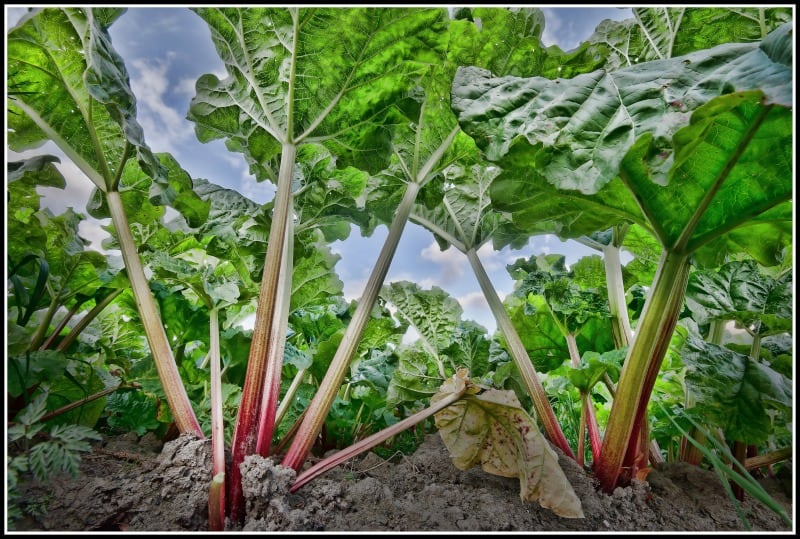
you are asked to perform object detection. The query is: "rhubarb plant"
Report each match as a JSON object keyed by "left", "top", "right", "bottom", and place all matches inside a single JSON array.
[
  {"left": 287, "top": 6, "right": 606, "bottom": 468},
  {"left": 6, "top": 5, "right": 793, "bottom": 529},
  {"left": 186, "top": 7, "right": 448, "bottom": 521},
  {"left": 7, "top": 7, "right": 206, "bottom": 436},
  {"left": 452, "top": 20, "right": 793, "bottom": 491}
]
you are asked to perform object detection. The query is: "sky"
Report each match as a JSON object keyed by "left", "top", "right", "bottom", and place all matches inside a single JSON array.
[{"left": 5, "top": 5, "right": 634, "bottom": 334}]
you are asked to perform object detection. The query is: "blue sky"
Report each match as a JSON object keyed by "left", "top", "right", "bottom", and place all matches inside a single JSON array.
[{"left": 6, "top": 6, "right": 633, "bottom": 334}]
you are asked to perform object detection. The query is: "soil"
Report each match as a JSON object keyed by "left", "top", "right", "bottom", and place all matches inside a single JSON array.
[{"left": 11, "top": 432, "right": 794, "bottom": 533}]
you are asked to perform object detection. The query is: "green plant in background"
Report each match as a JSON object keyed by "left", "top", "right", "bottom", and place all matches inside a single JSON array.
[
  {"left": 6, "top": 5, "right": 793, "bottom": 531},
  {"left": 661, "top": 403, "right": 792, "bottom": 529},
  {"left": 7, "top": 389, "right": 102, "bottom": 529},
  {"left": 452, "top": 19, "right": 792, "bottom": 492}
]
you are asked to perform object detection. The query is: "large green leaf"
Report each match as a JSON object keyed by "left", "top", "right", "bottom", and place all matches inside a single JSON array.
[
  {"left": 504, "top": 295, "right": 615, "bottom": 375},
  {"left": 361, "top": 78, "right": 476, "bottom": 235},
  {"left": 7, "top": 8, "right": 165, "bottom": 194},
  {"left": 587, "top": 7, "right": 794, "bottom": 69},
  {"left": 682, "top": 330, "right": 792, "bottom": 444},
  {"left": 290, "top": 238, "right": 344, "bottom": 313},
  {"left": 190, "top": 177, "right": 268, "bottom": 286},
  {"left": 508, "top": 254, "right": 612, "bottom": 338},
  {"left": 619, "top": 91, "right": 792, "bottom": 259},
  {"left": 364, "top": 8, "right": 562, "bottom": 237},
  {"left": 91, "top": 291, "right": 150, "bottom": 370},
  {"left": 349, "top": 348, "right": 396, "bottom": 393},
  {"left": 411, "top": 163, "right": 528, "bottom": 252},
  {"left": 8, "top": 351, "right": 68, "bottom": 398},
  {"left": 41, "top": 209, "right": 109, "bottom": 306},
  {"left": 386, "top": 343, "right": 446, "bottom": 406},
  {"left": 441, "top": 321, "right": 492, "bottom": 382},
  {"left": 292, "top": 144, "right": 369, "bottom": 242},
  {"left": 453, "top": 23, "right": 792, "bottom": 195},
  {"left": 6, "top": 156, "right": 66, "bottom": 296},
  {"left": 380, "top": 281, "right": 462, "bottom": 358},
  {"left": 433, "top": 371, "right": 584, "bottom": 518},
  {"left": 563, "top": 349, "right": 624, "bottom": 394},
  {"left": 685, "top": 259, "right": 792, "bottom": 335},
  {"left": 188, "top": 7, "right": 448, "bottom": 177},
  {"left": 450, "top": 7, "right": 609, "bottom": 80}
]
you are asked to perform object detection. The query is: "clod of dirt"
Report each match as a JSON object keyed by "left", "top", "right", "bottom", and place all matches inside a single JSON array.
[{"left": 12, "top": 432, "right": 793, "bottom": 532}]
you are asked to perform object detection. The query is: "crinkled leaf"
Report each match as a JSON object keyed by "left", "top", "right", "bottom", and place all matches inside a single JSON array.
[
  {"left": 455, "top": 24, "right": 793, "bottom": 255},
  {"left": 290, "top": 239, "right": 344, "bottom": 313},
  {"left": 350, "top": 348, "right": 396, "bottom": 392},
  {"left": 453, "top": 24, "right": 791, "bottom": 195},
  {"left": 362, "top": 84, "right": 477, "bottom": 236},
  {"left": 570, "top": 254, "right": 609, "bottom": 291},
  {"left": 36, "top": 209, "right": 108, "bottom": 306},
  {"left": 188, "top": 7, "right": 448, "bottom": 178},
  {"left": 449, "top": 8, "right": 608, "bottom": 81},
  {"left": 542, "top": 280, "right": 611, "bottom": 337},
  {"left": 149, "top": 238, "right": 246, "bottom": 310},
  {"left": 7, "top": 156, "right": 65, "bottom": 265},
  {"left": 448, "top": 8, "right": 546, "bottom": 77},
  {"left": 91, "top": 292, "right": 150, "bottom": 370},
  {"left": 441, "top": 321, "right": 492, "bottom": 381},
  {"left": 106, "top": 390, "right": 161, "bottom": 436},
  {"left": 356, "top": 307, "right": 409, "bottom": 357},
  {"left": 587, "top": 7, "right": 794, "bottom": 70},
  {"left": 432, "top": 380, "right": 584, "bottom": 518},
  {"left": 381, "top": 281, "right": 462, "bottom": 356},
  {"left": 683, "top": 331, "right": 792, "bottom": 444},
  {"left": 368, "top": 6, "right": 579, "bottom": 239},
  {"left": 7, "top": 7, "right": 165, "bottom": 193},
  {"left": 283, "top": 342, "right": 312, "bottom": 370},
  {"left": 685, "top": 260, "right": 792, "bottom": 335},
  {"left": 508, "top": 254, "right": 611, "bottom": 336},
  {"left": 411, "top": 162, "right": 529, "bottom": 252},
  {"left": 190, "top": 177, "right": 268, "bottom": 287},
  {"left": 292, "top": 144, "right": 369, "bottom": 241},
  {"left": 386, "top": 343, "right": 445, "bottom": 406},
  {"left": 504, "top": 295, "right": 615, "bottom": 374},
  {"left": 619, "top": 91, "right": 792, "bottom": 258}
]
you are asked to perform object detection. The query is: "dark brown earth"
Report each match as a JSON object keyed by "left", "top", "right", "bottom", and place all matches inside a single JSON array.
[{"left": 11, "top": 432, "right": 794, "bottom": 533}]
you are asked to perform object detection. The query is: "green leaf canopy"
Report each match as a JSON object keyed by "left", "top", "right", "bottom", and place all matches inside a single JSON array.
[{"left": 188, "top": 7, "right": 448, "bottom": 178}]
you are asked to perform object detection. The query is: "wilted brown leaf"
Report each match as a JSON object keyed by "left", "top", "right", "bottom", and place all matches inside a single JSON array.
[{"left": 433, "top": 376, "right": 584, "bottom": 518}]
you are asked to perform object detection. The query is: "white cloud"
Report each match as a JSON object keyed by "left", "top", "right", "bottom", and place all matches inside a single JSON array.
[
  {"left": 420, "top": 241, "right": 467, "bottom": 281},
  {"left": 78, "top": 218, "right": 113, "bottom": 254},
  {"left": 540, "top": 8, "right": 568, "bottom": 49},
  {"left": 174, "top": 77, "right": 200, "bottom": 100},
  {"left": 341, "top": 276, "right": 368, "bottom": 302},
  {"left": 129, "top": 57, "right": 196, "bottom": 156},
  {"left": 456, "top": 290, "right": 488, "bottom": 311},
  {"left": 476, "top": 242, "right": 514, "bottom": 273},
  {"left": 385, "top": 271, "right": 419, "bottom": 286}
]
